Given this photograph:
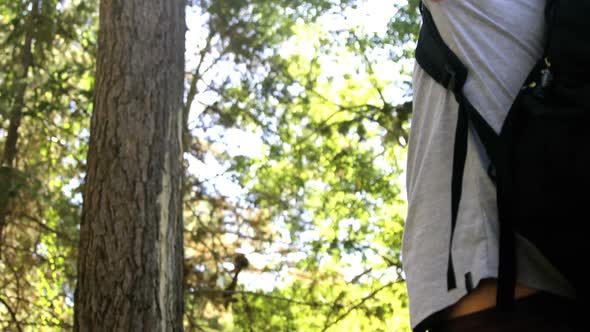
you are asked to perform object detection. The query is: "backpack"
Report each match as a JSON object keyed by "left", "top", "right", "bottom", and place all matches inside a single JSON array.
[{"left": 414, "top": 0, "right": 588, "bottom": 315}]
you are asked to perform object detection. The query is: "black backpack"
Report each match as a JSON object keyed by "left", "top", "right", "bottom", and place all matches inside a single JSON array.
[{"left": 415, "top": 0, "right": 588, "bottom": 320}]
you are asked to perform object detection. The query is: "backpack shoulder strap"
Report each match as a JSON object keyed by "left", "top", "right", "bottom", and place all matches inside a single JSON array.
[{"left": 414, "top": 1, "right": 515, "bottom": 308}]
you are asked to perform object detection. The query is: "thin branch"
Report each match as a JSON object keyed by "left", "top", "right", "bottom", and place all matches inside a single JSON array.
[
  {"left": 0, "top": 319, "right": 70, "bottom": 329},
  {"left": 349, "top": 267, "right": 374, "bottom": 284},
  {"left": 18, "top": 213, "right": 75, "bottom": 244},
  {"left": 191, "top": 288, "right": 337, "bottom": 309},
  {"left": 351, "top": 31, "right": 387, "bottom": 107},
  {"left": 0, "top": 296, "right": 23, "bottom": 332},
  {"left": 185, "top": 30, "right": 216, "bottom": 124},
  {"left": 321, "top": 281, "right": 396, "bottom": 332}
]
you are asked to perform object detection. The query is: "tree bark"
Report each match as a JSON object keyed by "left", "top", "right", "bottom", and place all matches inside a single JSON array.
[{"left": 74, "top": 0, "right": 185, "bottom": 330}]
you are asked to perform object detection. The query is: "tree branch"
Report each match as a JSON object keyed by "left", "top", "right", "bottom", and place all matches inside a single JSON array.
[
  {"left": 0, "top": 296, "right": 23, "bottom": 332},
  {"left": 190, "top": 288, "right": 338, "bottom": 309},
  {"left": 321, "top": 281, "right": 396, "bottom": 332}
]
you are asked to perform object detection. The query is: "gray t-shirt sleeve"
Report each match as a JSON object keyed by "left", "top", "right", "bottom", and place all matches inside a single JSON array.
[{"left": 402, "top": 1, "right": 575, "bottom": 330}]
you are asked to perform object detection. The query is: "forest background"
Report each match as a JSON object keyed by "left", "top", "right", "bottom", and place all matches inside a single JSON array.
[{"left": 0, "top": 0, "right": 420, "bottom": 330}]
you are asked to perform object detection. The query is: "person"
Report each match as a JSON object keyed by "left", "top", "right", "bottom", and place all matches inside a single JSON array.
[{"left": 402, "top": 1, "right": 578, "bottom": 331}]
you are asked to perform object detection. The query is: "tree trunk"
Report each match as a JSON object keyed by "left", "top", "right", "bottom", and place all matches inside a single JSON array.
[{"left": 74, "top": 0, "right": 185, "bottom": 330}]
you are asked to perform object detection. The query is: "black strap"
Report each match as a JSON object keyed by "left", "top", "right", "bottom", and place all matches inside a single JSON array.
[
  {"left": 415, "top": 3, "right": 513, "bottom": 305},
  {"left": 543, "top": 0, "right": 557, "bottom": 56},
  {"left": 415, "top": 3, "right": 463, "bottom": 291}
]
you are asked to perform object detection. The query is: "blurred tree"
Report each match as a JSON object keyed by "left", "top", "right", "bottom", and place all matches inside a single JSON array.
[{"left": 0, "top": 0, "right": 97, "bottom": 329}]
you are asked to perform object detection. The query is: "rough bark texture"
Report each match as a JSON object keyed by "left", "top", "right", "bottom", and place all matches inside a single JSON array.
[{"left": 74, "top": 0, "right": 185, "bottom": 331}]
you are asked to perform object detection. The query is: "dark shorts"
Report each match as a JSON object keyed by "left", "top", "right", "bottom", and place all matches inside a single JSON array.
[{"left": 429, "top": 292, "right": 581, "bottom": 332}]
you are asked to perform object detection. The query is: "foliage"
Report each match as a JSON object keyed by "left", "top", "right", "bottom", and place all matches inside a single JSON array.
[
  {"left": 0, "top": 0, "right": 97, "bottom": 330},
  {"left": 0, "top": 0, "right": 421, "bottom": 330},
  {"left": 183, "top": 0, "right": 419, "bottom": 330}
]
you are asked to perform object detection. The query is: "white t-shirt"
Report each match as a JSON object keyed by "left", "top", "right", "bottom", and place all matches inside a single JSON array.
[{"left": 403, "top": 0, "right": 575, "bottom": 330}]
